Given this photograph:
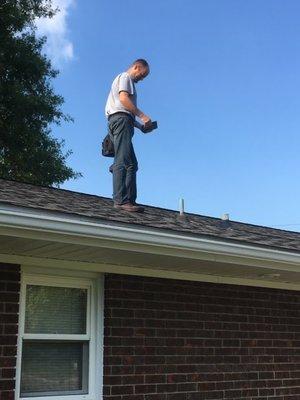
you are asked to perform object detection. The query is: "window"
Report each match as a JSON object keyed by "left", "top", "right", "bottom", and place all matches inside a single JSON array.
[{"left": 17, "top": 272, "right": 102, "bottom": 400}]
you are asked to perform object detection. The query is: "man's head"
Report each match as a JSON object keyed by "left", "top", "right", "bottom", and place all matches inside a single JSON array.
[{"left": 128, "top": 59, "right": 150, "bottom": 82}]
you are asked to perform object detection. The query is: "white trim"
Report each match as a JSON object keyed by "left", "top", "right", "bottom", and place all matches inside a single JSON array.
[
  {"left": 16, "top": 267, "right": 103, "bottom": 400},
  {"left": 22, "top": 274, "right": 93, "bottom": 287},
  {"left": 93, "top": 275, "right": 104, "bottom": 400},
  {"left": 2, "top": 255, "right": 300, "bottom": 292},
  {"left": 15, "top": 273, "right": 26, "bottom": 400},
  {"left": 22, "top": 334, "right": 90, "bottom": 340},
  {"left": 18, "top": 265, "right": 100, "bottom": 279},
  {"left": 1, "top": 205, "right": 300, "bottom": 268}
]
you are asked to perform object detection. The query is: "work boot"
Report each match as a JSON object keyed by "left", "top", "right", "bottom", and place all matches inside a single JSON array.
[{"left": 114, "top": 203, "right": 144, "bottom": 213}]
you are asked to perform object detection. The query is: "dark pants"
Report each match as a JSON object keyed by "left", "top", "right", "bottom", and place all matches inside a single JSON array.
[{"left": 108, "top": 113, "right": 138, "bottom": 205}]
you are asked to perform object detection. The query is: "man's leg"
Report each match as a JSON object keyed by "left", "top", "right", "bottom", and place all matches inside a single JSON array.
[
  {"left": 109, "top": 114, "right": 136, "bottom": 205},
  {"left": 126, "top": 150, "right": 138, "bottom": 204}
]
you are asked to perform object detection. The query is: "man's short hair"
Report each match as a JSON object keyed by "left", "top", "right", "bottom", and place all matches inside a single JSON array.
[{"left": 132, "top": 59, "right": 149, "bottom": 68}]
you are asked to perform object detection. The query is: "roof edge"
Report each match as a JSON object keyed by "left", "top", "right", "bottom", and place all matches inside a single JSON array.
[
  {"left": 1, "top": 178, "right": 299, "bottom": 236},
  {"left": 1, "top": 204, "right": 300, "bottom": 270}
]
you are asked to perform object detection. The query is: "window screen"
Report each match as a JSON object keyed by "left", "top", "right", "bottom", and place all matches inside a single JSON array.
[
  {"left": 25, "top": 285, "right": 87, "bottom": 334},
  {"left": 20, "top": 282, "right": 90, "bottom": 398},
  {"left": 20, "top": 342, "right": 88, "bottom": 396}
]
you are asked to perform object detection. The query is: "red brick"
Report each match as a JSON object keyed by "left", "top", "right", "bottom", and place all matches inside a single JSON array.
[
  {"left": 145, "top": 395, "right": 167, "bottom": 400},
  {"left": 0, "top": 263, "right": 20, "bottom": 400},
  {"left": 0, "top": 391, "right": 15, "bottom": 400},
  {"left": 166, "top": 394, "right": 187, "bottom": 400},
  {"left": 0, "top": 380, "right": 14, "bottom": 390},
  {"left": 135, "top": 384, "right": 157, "bottom": 394},
  {"left": 4, "top": 303, "right": 19, "bottom": 313},
  {"left": 111, "top": 385, "right": 134, "bottom": 395},
  {"left": 177, "top": 383, "right": 197, "bottom": 392},
  {"left": 103, "top": 375, "right": 122, "bottom": 385},
  {"left": 123, "top": 375, "right": 144, "bottom": 385},
  {"left": 123, "top": 396, "right": 143, "bottom": 400},
  {"left": 103, "top": 274, "right": 300, "bottom": 400},
  {"left": 111, "top": 347, "right": 134, "bottom": 356},
  {"left": 0, "top": 336, "right": 17, "bottom": 346},
  {"left": 2, "top": 347, "right": 17, "bottom": 357},
  {"left": 0, "top": 315, "right": 18, "bottom": 324},
  {"left": 0, "top": 357, "right": 16, "bottom": 369},
  {"left": 5, "top": 282, "right": 20, "bottom": 292},
  {"left": 145, "top": 374, "right": 166, "bottom": 384},
  {"left": 112, "top": 365, "right": 134, "bottom": 375},
  {"left": 4, "top": 324, "right": 19, "bottom": 336},
  {"left": 1, "top": 368, "right": 15, "bottom": 379}
]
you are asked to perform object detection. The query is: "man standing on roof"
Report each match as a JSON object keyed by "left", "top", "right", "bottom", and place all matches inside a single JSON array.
[{"left": 105, "top": 59, "right": 153, "bottom": 213}]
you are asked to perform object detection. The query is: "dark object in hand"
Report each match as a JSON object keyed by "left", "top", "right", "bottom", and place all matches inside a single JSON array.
[{"left": 142, "top": 121, "right": 158, "bottom": 133}]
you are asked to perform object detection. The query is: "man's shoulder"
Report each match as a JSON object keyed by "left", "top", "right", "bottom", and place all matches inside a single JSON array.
[
  {"left": 118, "top": 72, "right": 135, "bottom": 92},
  {"left": 112, "top": 72, "right": 131, "bottom": 85},
  {"left": 119, "top": 71, "right": 132, "bottom": 81}
]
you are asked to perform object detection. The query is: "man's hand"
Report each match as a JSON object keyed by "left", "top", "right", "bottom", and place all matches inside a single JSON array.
[
  {"left": 141, "top": 125, "right": 153, "bottom": 134},
  {"left": 140, "top": 113, "right": 152, "bottom": 127},
  {"left": 141, "top": 121, "right": 158, "bottom": 134}
]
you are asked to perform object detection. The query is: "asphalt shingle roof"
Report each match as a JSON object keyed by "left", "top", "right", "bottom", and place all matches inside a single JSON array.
[{"left": 0, "top": 179, "right": 300, "bottom": 253}]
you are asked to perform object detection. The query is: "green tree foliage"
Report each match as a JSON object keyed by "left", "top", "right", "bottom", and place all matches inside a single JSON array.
[{"left": 0, "top": 0, "right": 81, "bottom": 186}]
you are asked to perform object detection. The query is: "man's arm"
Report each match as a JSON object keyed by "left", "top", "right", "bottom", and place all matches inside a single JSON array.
[{"left": 119, "top": 91, "right": 151, "bottom": 126}]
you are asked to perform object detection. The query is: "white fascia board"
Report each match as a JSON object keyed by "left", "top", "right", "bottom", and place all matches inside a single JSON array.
[{"left": 0, "top": 205, "right": 300, "bottom": 268}]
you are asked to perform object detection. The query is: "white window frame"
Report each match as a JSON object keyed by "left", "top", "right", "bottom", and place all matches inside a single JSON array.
[{"left": 16, "top": 269, "right": 103, "bottom": 400}]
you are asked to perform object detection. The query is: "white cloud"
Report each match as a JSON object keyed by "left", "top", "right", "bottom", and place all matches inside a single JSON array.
[{"left": 35, "top": 0, "right": 75, "bottom": 66}]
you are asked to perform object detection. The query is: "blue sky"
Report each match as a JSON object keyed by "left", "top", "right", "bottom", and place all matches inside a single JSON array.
[{"left": 39, "top": 0, "right": 300, "bottom": 231}]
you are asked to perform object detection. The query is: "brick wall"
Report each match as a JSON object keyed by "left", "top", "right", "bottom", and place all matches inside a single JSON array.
[
  {"left": 104, "top": 274, "right": 300, "bottom": 400},
  {"left": 0, "top": 263, "right": 20, "bottom": 400}
]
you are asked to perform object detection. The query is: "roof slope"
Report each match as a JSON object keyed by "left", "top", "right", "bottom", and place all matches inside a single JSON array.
[{"left": 0, "top": 179, "right": 300, "bottom": 253}]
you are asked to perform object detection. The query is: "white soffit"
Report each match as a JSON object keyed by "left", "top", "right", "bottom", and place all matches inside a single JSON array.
[{"left": 0, "top": 204, "right": 300, "bottom": 273}]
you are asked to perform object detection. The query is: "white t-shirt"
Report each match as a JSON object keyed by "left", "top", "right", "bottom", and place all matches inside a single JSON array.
[{"left": 105, "top": 72, "right": 137, "bottom": 119}]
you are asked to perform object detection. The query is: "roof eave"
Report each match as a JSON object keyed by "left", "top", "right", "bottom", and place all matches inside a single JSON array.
[{"left": 0, "top": 204, "right": 300, "bottom": 272}]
